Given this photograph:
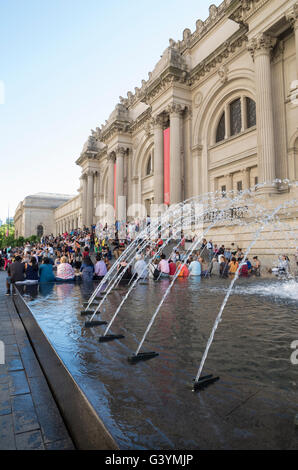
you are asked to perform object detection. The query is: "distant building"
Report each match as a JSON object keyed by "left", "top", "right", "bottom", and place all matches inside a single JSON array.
[{"left": 14, "top": 193, "right": 74, "bottom": 239}]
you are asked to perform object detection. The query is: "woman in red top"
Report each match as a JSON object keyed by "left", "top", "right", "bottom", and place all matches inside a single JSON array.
[{"left": 168, "top": 260, "right": 177, "bottom": 276}]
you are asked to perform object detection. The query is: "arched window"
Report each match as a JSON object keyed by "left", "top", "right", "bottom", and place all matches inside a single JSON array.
[
  {"left": 230, "top": 98, "right": 242, "bottom": 136},
  {"left": 215, "top": 96, "right": 256, "bottom": 144},
  {"left": 37, "top": 225, "right": 44, "bottom": 237},
  {"left": 216, "top": 113, "right": 225, "bottom": 143},
  {"left": 146, "top": 154, "right": 152, "bottom": 176},
  {"left": 246, "top": 97, "right": 256, "bottom": 128}
]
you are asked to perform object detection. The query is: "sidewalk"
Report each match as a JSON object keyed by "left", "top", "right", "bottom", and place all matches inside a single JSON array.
[{"left": 0, "top": 271, "right": 75, "bottom": 450}]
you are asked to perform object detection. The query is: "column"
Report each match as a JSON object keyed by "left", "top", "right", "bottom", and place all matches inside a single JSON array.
[
  {"left": 81, "top": 174, "right": 88, "bottom": 227},
  {"left": 192, "top": 145, "right": 202, "bottom": 197},
  {"left": 116, "top": 147, "right": 126, "bottom": 223},
  {"left": 152, "top": 115, "right": 164, "bottom": 205},
  {"left": 107, "top": 153, "right": 115, "bottom": 209},
  {"left": 240, "top": 96, "right": 247, "bottom": 132},
  {"left": 86, "top": 170, "right": 94, "bottom": 227},
  {"left": 287, "top": 4, "right": 298, "bottom": 81},
  {"left": 224, "top": 103, "right": 230, "bottom": 139},
  {"left": 272, "top": 41, "right": 288, "bottom": 182},
  {"left": 242, "top": 167, "right": 251, "bottom": 191},
  {"left": 169, "top": 103, "right": 183, "bottom": 204},
  {"left": 226, "top": 173, "right": 233, "bottom": 193},
  {"left": 248, "top": 33, "right": 277, "bottom": 192}
]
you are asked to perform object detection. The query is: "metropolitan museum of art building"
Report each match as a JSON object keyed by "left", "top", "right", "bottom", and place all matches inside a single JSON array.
[{"left": 15, "top": 0, "right": 298, "bottom": 253}]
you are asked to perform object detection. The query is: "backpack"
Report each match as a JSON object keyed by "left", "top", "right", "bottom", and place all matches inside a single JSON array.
[{"left": 240, "top": 263, "right": 248, "bottom": 277}]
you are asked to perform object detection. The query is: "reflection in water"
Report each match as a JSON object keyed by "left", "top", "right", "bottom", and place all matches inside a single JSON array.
[
  {"left": 56, "top": 282, "right": 75, "bottom": 300},
  {"left": 39, "top": 282, "right": 55, "bottom": 298},
  {"left": 27, "top": 277, "right": 298, "bottom": 450}
]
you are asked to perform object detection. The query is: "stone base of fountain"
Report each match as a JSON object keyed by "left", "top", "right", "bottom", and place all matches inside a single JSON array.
[
  {"left": 128, "top": 352, "right": 159, "bottom": 364},
  {"left": 98, "top": 334, "right": 125, "bottom": 343}
]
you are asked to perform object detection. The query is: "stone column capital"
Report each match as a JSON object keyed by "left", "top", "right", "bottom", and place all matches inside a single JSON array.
[
  {"left": 247, "top": 33, "right": 277, "bottom": 61},
  {"left": 192, "top": 144, "right": 203, "bottom": 157},
  {"left": 167, "top": 102, "right": 184, "bottom": 117},
  {"left": 86, "top": 169, "right": 95, "bottom": 178},
  {"left": 107, "top": 152, "right": 116, "bottom": 163},
  {"left": 286, "top": 3, "right": 298, "bottom": 29},
  {"left": 115, "top": 146, "right": 127, "bottom": 158},
  {"left": 151, "top": 114, "right": 164, "bottom": 129}
]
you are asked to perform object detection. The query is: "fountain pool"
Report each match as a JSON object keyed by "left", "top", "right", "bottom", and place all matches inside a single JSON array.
[{"left": 19, "top": 276, "right": 298, "bottom": 450}]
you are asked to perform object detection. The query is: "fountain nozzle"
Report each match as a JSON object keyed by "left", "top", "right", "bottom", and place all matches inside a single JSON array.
[
  {"left": 81, "top": 310, "right": 99, "bottom": 316},
  {"left": 98, "top": 334, "right": 125, "bottom": 343},
  {"left": 85, "top": 320, "right": 107, "bottom": 328},
  {"left": 128, "top": 352, "right": 159, "bottom": 364},
  {"left": 192, "top": 375, "right": 220, "bottom": 392}
]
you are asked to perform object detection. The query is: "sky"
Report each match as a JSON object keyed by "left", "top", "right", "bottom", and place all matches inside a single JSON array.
[{"left": 0, "top": 0, "right": 221, "bottom": 223}]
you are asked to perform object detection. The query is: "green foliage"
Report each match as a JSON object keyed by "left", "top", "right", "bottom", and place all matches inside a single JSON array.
[
  {"left": 0, "top": 222, "right": 15, "bottom": 249},
  {"left": 0, "top": 221, "right": 42, "bottom": 250}
]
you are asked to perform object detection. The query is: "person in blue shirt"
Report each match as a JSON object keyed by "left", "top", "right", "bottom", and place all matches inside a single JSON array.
[
  {"left": 39, "top": 257, "right": 56, "bottom": 283},
  {"left": 80, "top": 256, "right": 94, "bottom": 282},
  {"left": 246, "top": 258, "right": 252, "bottom": 274},
  {"left": 189, "top": 257, "right": 202, "bottom": 276}
]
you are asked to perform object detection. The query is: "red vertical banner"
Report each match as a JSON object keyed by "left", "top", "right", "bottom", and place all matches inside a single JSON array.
[
  {"left": 114, "top": 162, "right": 117, "bottom": 210},
  {"left": 163, "top": 127, "right": 170, "bottom": 206}
]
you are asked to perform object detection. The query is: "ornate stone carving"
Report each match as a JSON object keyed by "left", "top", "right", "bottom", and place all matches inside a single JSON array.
[
  {"left": 247, "top": 33, "right": 277, "bottom": 61},
  {"left": 107, "top": 152, "right": 116, "bottom": 163},
  {"left": 218, "top": 64, "right": 229, "bottom": 84},
  {"left": 167, "top": 103, "right": 184, "bottom": 116},
  {"left": 209, "top": 4, "right": 218, "bottom": 20},
  {"left": 196, "top": 19, "right": 204, "bottom": 33},
  {"left": 86, "top": 169, "right": 95, "bottom": 177},
  {"left": 115, "top": 146, "right": 127, "bottom": 157},
  {"left": 272, "top": 40, "right": 284, "bottom": 62},
  {"left": 132, "top": 137, "right": 140, "bottom": 150},
  {"left": 286, "top": 3, "right": 298, "bottom": 28},
  {"left": 151, "top": 115, "right": 164, "bottom": 129},
  {"left": 143, "top": 120, "right": 152, "bottom": 136},
  {"left": 194, "top": 92, "right": 203, "bottom": 108}
]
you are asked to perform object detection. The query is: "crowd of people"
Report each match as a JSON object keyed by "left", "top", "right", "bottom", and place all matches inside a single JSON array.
[{"left": 1, "top": 225, "right": 297, "bottom": 296}]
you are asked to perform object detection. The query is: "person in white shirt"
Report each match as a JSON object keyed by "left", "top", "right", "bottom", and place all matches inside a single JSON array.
[{"left": 133, "top": 254, "right": 148, "bottom": 279}]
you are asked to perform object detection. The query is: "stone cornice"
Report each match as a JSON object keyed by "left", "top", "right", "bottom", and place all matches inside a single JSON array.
[
  {"left": 100, "top": 120, "right": 131, "bottom": 144},
  {"left": 141, "top": 65, "right": 189, "bottom": 106},
  {"left": 130, "top": 108, "right": 152, "bottom": 134},
  {"left": 188, "top": 26, "right": 247, "bottom": 87},
  {"left": 227, "top": 0, "right": 271, "bottom": 26},
  {"left": 178, "top": 1, "right": 234, "bottom": 53},
  {"left": 75, "top": 150, "right": 99, "bottom": 167}
]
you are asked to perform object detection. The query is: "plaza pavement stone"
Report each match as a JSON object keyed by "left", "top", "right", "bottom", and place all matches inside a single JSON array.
[{"left": 0, "top": 271, "right": 75, "bottom": 450}]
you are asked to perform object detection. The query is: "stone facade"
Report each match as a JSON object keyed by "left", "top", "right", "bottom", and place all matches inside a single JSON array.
[
  {"left": 57, "top": 0, "right": 297, "bottom": 230},
  {"left": 16, "top": 0, "right": 298, "bottom": 251},
  {"left": 14, "top": 193, "right": 74, "bottom": 239}
]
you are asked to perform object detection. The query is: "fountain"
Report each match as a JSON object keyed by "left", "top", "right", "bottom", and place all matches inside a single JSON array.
[
  {"left": 13, "top": 179, "right": 298, "bottom": 449},
  {"left": 83, "top": 180, "right": 298, "bottom": 381}
]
